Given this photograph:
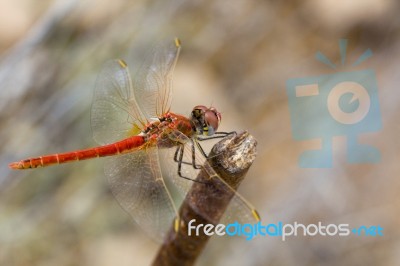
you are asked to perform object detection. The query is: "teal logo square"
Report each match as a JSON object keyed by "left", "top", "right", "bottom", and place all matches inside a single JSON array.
[{"left": 286, "top": 40, "right": 382, "bottom": 168}]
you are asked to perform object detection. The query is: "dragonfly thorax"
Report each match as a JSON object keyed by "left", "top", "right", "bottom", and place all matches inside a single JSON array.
[
  {"left": 142, "top": 116, "right": 172, "bottom": 136},
  {"left": 141, "top": 112, "right": 194, "bottom": 141}
]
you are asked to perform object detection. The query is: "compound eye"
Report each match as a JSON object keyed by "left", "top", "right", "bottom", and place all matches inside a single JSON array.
[
  {"left": 204, "top": 109, "right": 221, "bottom": 133},
  {"left": 209, "top": 107, "right": 221, "bottom": 124},
  {"left": 192, "top": 105, "right": 208, "bottom": 118}
]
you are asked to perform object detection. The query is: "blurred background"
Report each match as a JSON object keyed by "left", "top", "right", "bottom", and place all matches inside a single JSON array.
[{"left": 0, "top": 0, "right": 399, "bottom": 265}]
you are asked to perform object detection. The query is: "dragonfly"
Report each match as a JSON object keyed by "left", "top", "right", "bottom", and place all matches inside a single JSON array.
[{"left": 9, "top": 38, "right": 260, "bottom": 241}]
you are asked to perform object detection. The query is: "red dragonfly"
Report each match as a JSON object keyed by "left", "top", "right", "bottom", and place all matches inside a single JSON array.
[{"left": 9, "top": 39, "right": 260, "bottom": 240}]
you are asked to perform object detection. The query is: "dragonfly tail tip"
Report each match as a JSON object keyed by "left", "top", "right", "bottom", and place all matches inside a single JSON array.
[{"left": 9, "top": 162, "right": 22, "bottom": 170}]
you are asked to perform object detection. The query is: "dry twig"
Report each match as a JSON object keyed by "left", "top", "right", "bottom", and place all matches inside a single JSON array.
[{"left": 152, "top": 131, "right": 257, "bottom": 266}]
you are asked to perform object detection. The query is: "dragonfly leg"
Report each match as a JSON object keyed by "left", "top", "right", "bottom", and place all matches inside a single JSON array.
[
  {"left": 190, "top": 139, "right": 202, "bottom": 169},
  {"left": 175, "top": 144, "right": 205, "bottom": 183},
  {"left": 196, "top": 131, "right": 236, "bottom": 141},
  {"left": 173, "top": 145, "right": 195, "bottom": 166},
  {"left": 191, "top": 136, "right": 208, "bottom": 159},
  {"left": 195, "top": 131, "right": 237, "bottom": 159}
]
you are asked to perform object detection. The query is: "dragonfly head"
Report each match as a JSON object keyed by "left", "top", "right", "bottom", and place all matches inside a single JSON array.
[{"left": 191, "top": 105, "right": 221, "bottom": 136}]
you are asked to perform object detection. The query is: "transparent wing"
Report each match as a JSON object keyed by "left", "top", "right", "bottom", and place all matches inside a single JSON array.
[
  {"left": 159, "top": 131, "right": 260, "bottom": 226},
  {"left": 134, "top": 38, "right": 181, "bottom": 119},
  {"left": 91, "top": 59, "right": 146, "bottom": 145},
  {"left": 104, "top": 148, "right": 178, "bottom": 242}
]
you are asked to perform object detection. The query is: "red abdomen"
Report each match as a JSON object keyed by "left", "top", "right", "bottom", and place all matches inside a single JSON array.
[{"left": 9, "top": 136, "right": 146, "bottom": 169}]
